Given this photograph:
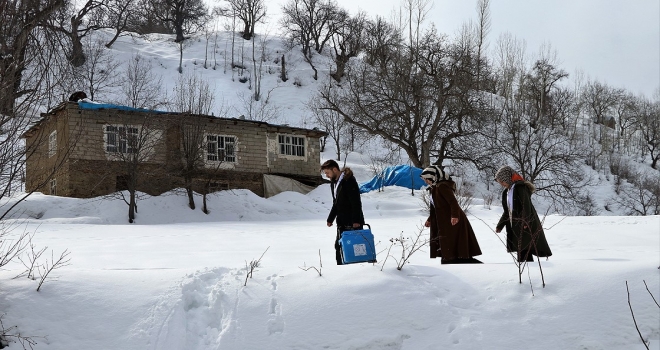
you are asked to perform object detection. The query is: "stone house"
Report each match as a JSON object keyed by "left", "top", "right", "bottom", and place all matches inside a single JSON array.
[{"left": 23, "top": 101, "right": 327, "bottom": 198}]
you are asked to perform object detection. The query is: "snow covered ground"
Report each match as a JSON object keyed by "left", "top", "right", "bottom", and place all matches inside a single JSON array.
[
  {"left": 0, "top": 162, "right": 658, "bottom": 349},
  {"left": 2, "top": 21, "right": 658, "bottom": 350}
]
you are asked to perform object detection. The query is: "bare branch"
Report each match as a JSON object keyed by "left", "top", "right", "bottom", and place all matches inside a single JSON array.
[
  {"left": 299, "top": 249, "right": 323, "bottom": 276},
  {"left": 643, "top": 280, "right": 660, "bottom": 309},
  {"left": 244, "top": 246, "right": 269, "bottom": 286},
  {"left": 36, "top": 249, "right": 72, "bottom": 292},
  {"left": 626, "top": 281, "right": 651, "bottom": 350}
]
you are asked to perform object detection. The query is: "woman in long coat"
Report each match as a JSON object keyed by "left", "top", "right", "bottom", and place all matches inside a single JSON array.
[
  {"left": 422, "top": 166, "right": 482, "bottom": 264},
  {"left": 494, "top": 166, "right": 552, "bottom": 262}
]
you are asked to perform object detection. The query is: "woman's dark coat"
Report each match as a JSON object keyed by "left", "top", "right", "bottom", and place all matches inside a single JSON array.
[
  {"left": 426, "top": 180, "right": 482, "bottom": 261},
  {"left": 496, "top": 180, "right": 552, "bottom": 259}
]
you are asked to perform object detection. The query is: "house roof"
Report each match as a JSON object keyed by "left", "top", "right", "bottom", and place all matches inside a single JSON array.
[{"left": 23, "top": 101, "right": 328, "bottom": 138}]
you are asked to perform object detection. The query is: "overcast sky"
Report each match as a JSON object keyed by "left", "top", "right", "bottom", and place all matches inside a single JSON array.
[{"left": 250, "top": 0, "right": 660, "bottom": 97}]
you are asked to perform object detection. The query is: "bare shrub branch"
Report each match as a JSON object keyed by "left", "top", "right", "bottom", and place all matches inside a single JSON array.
[
  {"left": 16, "top": 238, "right": 46, "bottom": 280},
  {"left": 244, "top": 246, "right": 269, "bottom": 286},
  {"left": 299, "top": 249, "right": 323, "bottom": 276},
  {"left": 643, "top": 280, "right": 660, "bottom": 309},
  {"left": 381, "top": 224, "right": 428, "bottom": 271},
  {"left": 626, "top": 281, "right": 651, "bottom": 350},
  {"left": 0, "top": 314, "right": 41, "bottom": 350},
  {"left": 36, "top": 249, "right": 72, "bottom": 292}
]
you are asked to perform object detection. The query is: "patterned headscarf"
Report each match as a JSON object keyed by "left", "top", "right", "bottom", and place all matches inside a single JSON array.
[
  {"left": 495, "top": 165, "right": 524, "bottom": 185},
  {"left": 421, "top": 165, "right": 450, "bottom": 184}
]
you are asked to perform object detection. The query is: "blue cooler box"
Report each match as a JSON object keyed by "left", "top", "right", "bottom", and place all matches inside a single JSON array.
[{"left": 339, "top": 228, "right": 377, "bottom": 264}]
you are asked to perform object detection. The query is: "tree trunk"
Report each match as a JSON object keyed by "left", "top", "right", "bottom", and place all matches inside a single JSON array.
[
  {"left": 128, "top": 190, "right": 136, "bottom": 223},
  {"left": 70, "top": 17, "right": 86, "bottom": 67},
  {"left": 331, "top": 54, "right": 349, "bottom": 82},
  {"left": 242, "top": 20, "right": 251, "bottom": 40},
  {"left": 202, "top": 183, "right": 209, "bottom": 214},
  {"left": 105, "top": 31, "right": 121, "bottom": 48},
  {"left": 178, "top": 42, "right": 183, "bottom": 73},
  {"left": 186, "top": 177, "right": 196, "bottom": 210},
  {"left": 280, "top": 55, "right": 287, "bottom": 82},
  {"left": 175, "top": 25, "right": 185, "bottom": 43},
  {"left": 303, "top": 52, "right": 318, "bottom": 80}
]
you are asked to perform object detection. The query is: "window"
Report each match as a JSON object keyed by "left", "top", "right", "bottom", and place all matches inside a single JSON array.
[
  {"left": 278, "top": 135, "right": 305, "bottom": 156},
  {"left": 50, "top": 178, "right": 57, "bottom": 195},
  {"left": 48, "top": 131, "right": 57, "bottom": 157},
  {"left": 106, "top": 125, "right": 138, "bottom": 154},
  {"left": 209, "top": 182, "right": 229, "bottom": 192},
  {"left": 207, "top": 135, "right": 236, "bottom": 162}
]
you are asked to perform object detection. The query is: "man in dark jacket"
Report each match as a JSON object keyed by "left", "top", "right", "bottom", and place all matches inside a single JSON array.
[{"left": 321, "top": 160, "right": 365, "bottom": 265}]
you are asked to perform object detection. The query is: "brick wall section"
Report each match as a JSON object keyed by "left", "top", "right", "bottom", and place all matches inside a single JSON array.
[{"left": 24, "top": 102, "right": 327, "bottom": 198}]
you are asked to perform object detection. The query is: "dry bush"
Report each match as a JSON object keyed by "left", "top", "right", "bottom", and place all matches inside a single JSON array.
[
  {"left": 380, "top": 225, "right": 429, "bottom": 271},
  {"left": 244, "top": 246, "right": 269, "bottom": 286},
  {"left": 299, "top": 249, "right": 323, "bottom": 277}
]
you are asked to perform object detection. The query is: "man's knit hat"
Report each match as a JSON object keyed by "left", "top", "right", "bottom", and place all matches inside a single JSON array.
[{"left": 421, "top": 165, "right": 450, "bottom": 184}]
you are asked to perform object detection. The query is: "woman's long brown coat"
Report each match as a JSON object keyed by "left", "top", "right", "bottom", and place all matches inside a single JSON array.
[{"left": 426, "top": 181, "right": 482, "bottom": 261}]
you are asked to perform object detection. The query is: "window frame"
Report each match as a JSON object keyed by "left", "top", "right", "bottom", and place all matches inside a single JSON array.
[
  {"left": 105, "top": 125, "right": 139, "bottom": 154},
  {"left": 278, "top": 134, "right": 306, "bottom": 157},
  {"left": 48, "top": 130, "right": 57, "bottom": 158},
  {"left": 206, "top": 134, "right": 236, "bottom": 163}
]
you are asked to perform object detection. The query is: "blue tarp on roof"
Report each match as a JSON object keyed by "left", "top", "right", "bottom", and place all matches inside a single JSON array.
[
  {"left": 359, "top": 164, "right": 427, "bottom": 193},
  {"left": 78, "top": 101, "right": 168, "bottom": 113}
]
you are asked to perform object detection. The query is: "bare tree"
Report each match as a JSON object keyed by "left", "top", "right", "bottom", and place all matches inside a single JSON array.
[
  {"left": 103, "top": 0, "right": 139, "bottom": 48},
  {"left": 319, "top": 14, "right": 485, "bottom": 168},
  {"left": 329, "top": 10, "right": 366, "bottom": 82},
  {"left": 171, "top": 72, "right": 216, "bottom": 115},
  {"left": 483, "top": 97, "right": 592, "bottom": 212},
  {"left": 613, "top": 92, "right": 639, "bottom": 154},
  {"left": 308, "top": 98, "right": 346, "bottom": 159},
  {"left": 224, "top": 0, "right": 266, "bottom": 41},
  {"left": 234, "top": 90, "right": 280, "bottom": 122},
  {"left": 117, "top": 53, "right": 165, "bottom": 109},
  {"left": 636, "top": 96, "right": 660, "bottom": 169},
  {"left": 492, "top": 32, "right": 527, "bottom": 101},
  {"left": 178, "top": 117, "right": 206, "bottom": 209},
  {"left": 521, "top": 45, "right": 569, "bottom": 128},
  {"left": 581, "top": 79, "right": 623, "bottom": 130},
  {"left": 612, "top": 170, "right": 660, "bottom": 216},
  {"left": 149, "top": 0, "right": 209, "bottom": 43},
  {"left": 73, "top": 37, "right": 121, "bottom": 101},
  {"left": 105, "top": 115, "right": 165, "bottom": 223},
  {"left": 171, "top": 74, "right": 223, "bottom": 209},
  {"left": 0, "top": 0, "right": 65, "bottom": 115},
  {"left": 474, "top": 0, "right": 491, "bottom": 89},
  {"left": 281, "top": 0, "right": 342, "bottom": 57},
  {"left": 362, "top": 16, "right": 403, "bottom": 72},
  {"left": 49, "top": 0, "right": 106, "bottom": 67},
  {"left": 251, "top": 29, "right": 271, "bottom": 101}
]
